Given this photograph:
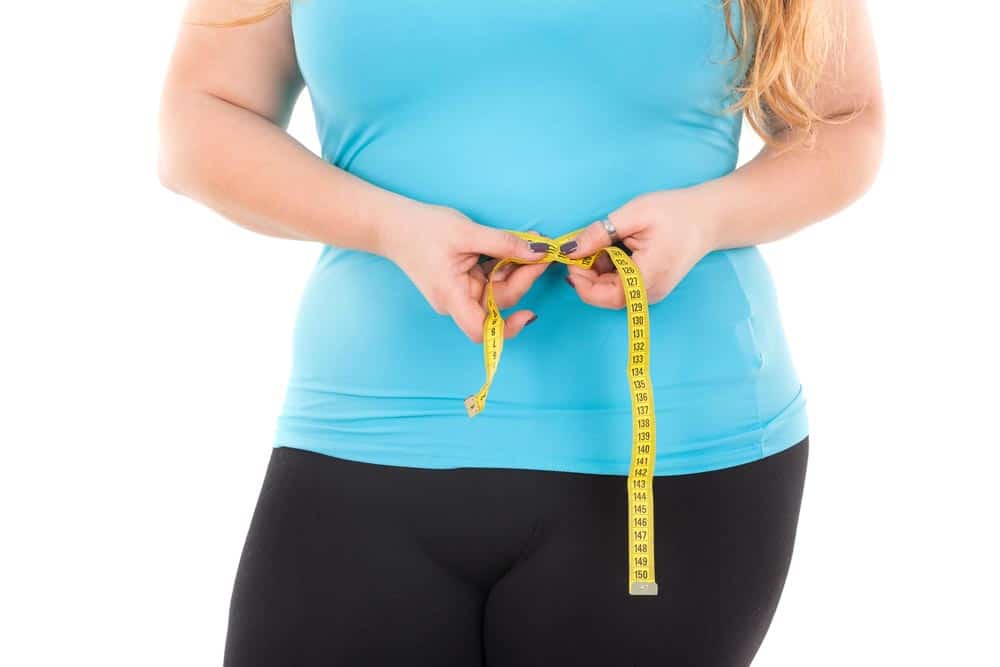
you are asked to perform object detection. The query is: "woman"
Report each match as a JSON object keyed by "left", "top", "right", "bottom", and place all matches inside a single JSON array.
[{"left": 158, "top": 0, "right": 883, "bottom": 664}]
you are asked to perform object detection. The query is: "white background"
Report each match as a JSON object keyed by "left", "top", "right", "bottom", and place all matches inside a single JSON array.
[{"left": 2, "top": 2, "right": 997, "bottom": 665}]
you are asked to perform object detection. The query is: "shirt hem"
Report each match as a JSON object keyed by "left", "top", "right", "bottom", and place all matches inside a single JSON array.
[{"left": 272, "top": 396, "right": 809, "bottom": 478}]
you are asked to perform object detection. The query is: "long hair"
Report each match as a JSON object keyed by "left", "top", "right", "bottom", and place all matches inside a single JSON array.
[{"left": 188, "top": 0, "right": 847, "bottom": 149}]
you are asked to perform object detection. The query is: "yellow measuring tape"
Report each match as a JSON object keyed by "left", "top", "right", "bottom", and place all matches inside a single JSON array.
[{"left": 464, "top": 227, "right": 659, "bottom": 596}]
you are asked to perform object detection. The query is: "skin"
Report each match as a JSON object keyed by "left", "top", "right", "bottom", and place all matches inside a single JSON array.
[
  {"left": 564, "top": 1, "right": 885, "bottom": 305},
  {"left": 158, "top": 0, "right": 883, "bottom": 338}
]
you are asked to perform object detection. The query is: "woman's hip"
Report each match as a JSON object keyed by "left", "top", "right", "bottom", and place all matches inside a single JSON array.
[{"left": 225, "top": 439, "right": 808, "bottom": 665}]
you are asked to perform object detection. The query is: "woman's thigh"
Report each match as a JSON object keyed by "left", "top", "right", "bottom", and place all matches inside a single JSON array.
[
  {"left": 483, "top": 439, "right": 809, "bottom": 667},
  {"left": 222, "top": 447, "right": 490, "bottom": 667}
]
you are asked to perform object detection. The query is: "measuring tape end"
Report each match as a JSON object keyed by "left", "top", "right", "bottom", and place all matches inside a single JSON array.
[
  {"left": 628, "top": 582, "right": 659, "bottom": 597},
  {"left": 464, "top": 395, "right": 483, "bottom": 418}
]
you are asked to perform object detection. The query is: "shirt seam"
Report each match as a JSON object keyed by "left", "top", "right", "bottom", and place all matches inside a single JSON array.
[{"left": 720, "top": 249, "right": 766, "bottom": 458}]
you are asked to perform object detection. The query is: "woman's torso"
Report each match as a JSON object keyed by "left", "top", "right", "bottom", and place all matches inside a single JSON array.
[{"left": 275, "top": 0, "right": 808, "bottom": 475}]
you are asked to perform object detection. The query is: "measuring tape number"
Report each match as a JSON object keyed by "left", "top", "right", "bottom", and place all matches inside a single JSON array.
[{"left": 463, "top": 227, "right": 659, "bottom": 597}]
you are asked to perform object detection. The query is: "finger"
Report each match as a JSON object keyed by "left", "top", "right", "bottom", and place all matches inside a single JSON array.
[
  {"left": 493, "top": 261, "right": 551, "bottom": 309},
  {"left": 490, "top": 260, "right": 520, "bottom": 283},
  {"left": 502, "top": 309, "right": 539, "bottom": 339},
  {"left": 479, "top": 257, "right": 500, "bottom": 275},
  {"left": 566, "top": 270, "right": 626, "bottom": 310},
  {"left": 566, "top": 263, "right": 600, "bottom": 281},
  {"left": 563, "top": 211, "right": 637, "bottom": 259},
  {"left": 472, "top": 224, "right": 548, "bottom": 262},
  {"left": 564, "top": 264, "right": 599, "bottom": 292},
  {"left": 593, "top": 252, "right": 616, "bottom": 274},
  {"left": 497, "top": 228, "right": 547, "bottom": 278},
  {"left": 470, "top": 263, "right": 488, "bottom": 286},
  {"left": 630, "top": 253, "right": 680, "bottom": 306},
  {"left": 486, "top": 229, "right": 547, "bottom": 306},
  {"left": 449, "top": 293, "right": 487, "bottom": 343}
]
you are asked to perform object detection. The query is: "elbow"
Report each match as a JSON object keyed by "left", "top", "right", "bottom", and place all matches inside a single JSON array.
[
  {"left": 157, "top": 148, "right": 183, "bottom": 194},
  {"left": 156, "top": 121, "right": 192, "bottom": 196},
  {"left": 862, "top": 115, "right": 886, "bottom": 199},
  {"left": 156, "top": 91, "right": 195, "bottom": 196}
]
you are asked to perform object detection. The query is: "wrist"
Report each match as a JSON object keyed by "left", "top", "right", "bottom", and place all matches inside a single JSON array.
[
  {"left": 680, "top": 180, "right": 728, "bottom": 253},
  {"left": 370, "top": 192, "right": 422, "bottom": 261}
]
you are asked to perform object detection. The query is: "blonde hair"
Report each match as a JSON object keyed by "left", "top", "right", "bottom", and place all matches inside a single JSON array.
[
  {"left": 189, "top": 0, "right": 847, "bottom": 149},
  {"left": 722, "top": 0, "right": 848, "bottom": 149}
]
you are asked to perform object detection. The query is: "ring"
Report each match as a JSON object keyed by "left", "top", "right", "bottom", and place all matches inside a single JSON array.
[{"left": 601, "top": 218, "right": 620, "bottom": 245}]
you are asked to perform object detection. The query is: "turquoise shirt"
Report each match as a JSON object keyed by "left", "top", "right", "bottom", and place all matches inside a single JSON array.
[{"left": 275, "top": 0, "right": 808, "bottom": 475}]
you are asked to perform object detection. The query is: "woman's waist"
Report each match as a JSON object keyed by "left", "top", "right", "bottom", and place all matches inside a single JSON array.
[
  {"left": 299, "top": 243, "right": 775, "bottom": 310},
  {"left": 286, "top": 246, "right": 795, "bottom": 405},
  {"left": 277, "top": 358, "right": 806, "bottom": 465}
]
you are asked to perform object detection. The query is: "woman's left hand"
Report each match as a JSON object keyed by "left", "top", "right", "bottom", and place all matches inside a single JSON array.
[{"left": 561, "top": 188, "right": 720, "bottom": 308}]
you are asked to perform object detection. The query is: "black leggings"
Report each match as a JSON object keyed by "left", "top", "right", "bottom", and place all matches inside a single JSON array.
[{"left": 224, "top": 438, "right": 808, "bottom": 666}]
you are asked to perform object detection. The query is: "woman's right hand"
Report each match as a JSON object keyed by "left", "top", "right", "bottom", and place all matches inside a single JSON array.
[{"left": 379, "top": 202, "right": 552, "bottom": 343}]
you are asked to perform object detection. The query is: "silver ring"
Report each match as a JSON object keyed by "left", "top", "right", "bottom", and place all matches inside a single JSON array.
[{"left": 601, "top": 218, "right": 620, "bottom": 244}]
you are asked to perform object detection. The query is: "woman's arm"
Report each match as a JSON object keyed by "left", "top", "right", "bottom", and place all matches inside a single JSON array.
[
  {"left": 696, "top": 0, "right": 885, "bottom": 250},
  {"left": 157, "top": 1, "right": 412, "bottom": 249},
  {"left": 563, "top": 0, "right": 884, "bottom": 307},
  {"left": 156, "top": 0, "right": 549, "bottom": 341}
]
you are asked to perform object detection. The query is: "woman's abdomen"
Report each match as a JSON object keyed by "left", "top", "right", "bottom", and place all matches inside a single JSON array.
[{"left": 273, "top": 243, "right": 807, "bottom": 475}]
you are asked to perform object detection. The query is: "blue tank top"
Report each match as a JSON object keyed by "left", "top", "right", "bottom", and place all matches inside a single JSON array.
[{"left": 275, "top": 0, "right": 809, "bottom": 475}]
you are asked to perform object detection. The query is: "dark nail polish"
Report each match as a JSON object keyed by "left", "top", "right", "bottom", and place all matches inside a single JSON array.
[
  {"left": 559, "top": 240, "right": 578, "bottom": 254},
  {"left": 526, "top": 315, "right": 538, "bottom": 326},
  {"left": 529, "top": 242, "right": 549, "bottom": 253}
]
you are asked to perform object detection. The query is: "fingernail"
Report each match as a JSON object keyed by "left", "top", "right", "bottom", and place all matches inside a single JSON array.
[
  {"left": 559, "top": 240, "right": 578, "bottom": 254},
  {"left": 529, "top": 242, "right": 549, "bottom": 253},
  {"left": 526, "top": 315, "right": 538, "bottom": 326}
]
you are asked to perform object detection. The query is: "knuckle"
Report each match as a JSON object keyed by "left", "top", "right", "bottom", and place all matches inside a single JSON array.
[
  {"left": 429, "top": 289, "right": 448, "bottom": 314},
  {"left": 590, "top": 220, "right": 606, "bottom": 238},
  {"left": 504, "top": 234, "right": 521, "bottom": 256}
]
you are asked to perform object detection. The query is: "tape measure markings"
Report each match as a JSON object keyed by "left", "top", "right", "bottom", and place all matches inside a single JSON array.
[{"left": 464, "top": 227, "right": 658, "bottom": 597}]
